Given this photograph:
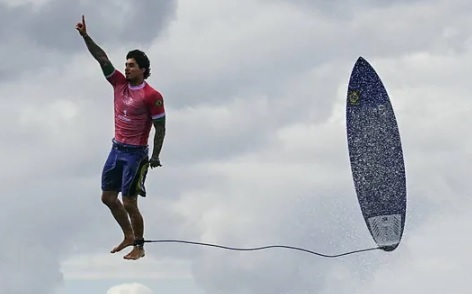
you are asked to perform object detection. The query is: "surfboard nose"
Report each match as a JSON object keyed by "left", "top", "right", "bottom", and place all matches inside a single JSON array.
[{"left": 356, "top": 56, "right": 367, "bottom": 64}]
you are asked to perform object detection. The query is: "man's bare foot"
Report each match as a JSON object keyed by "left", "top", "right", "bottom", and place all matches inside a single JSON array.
[
  {"left": 110, "top": 236, "right": 134, "bottom": 253},
  {"left": 123, "top": 246, "right": 145, "bottom": 260}
]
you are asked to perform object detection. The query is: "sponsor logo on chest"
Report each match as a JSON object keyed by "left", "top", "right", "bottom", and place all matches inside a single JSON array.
[{"left": 117, "top": 91, "right": 145, "bottom": 122}]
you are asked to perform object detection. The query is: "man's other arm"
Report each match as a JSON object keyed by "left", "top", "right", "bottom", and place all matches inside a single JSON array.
[
  {"left": 146, "top": 91, "right": 166, "bottom": 167},
  {"left": 151, "top": 117, "right": 166, "bottom": 162}
]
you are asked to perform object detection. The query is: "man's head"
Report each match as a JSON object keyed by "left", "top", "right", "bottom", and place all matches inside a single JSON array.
[{"left": 125, "top": 49, "right": 151, "bottom": 83}]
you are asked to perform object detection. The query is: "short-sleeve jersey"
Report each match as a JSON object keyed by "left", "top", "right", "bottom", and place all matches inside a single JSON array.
[{"left": 106, "top": 69, "right": 165, "bottom": 146}]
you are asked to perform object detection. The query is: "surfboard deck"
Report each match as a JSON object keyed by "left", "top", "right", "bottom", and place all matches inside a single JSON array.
[{"left": 346, "top": 56, "right": 407, "bottom": 252}]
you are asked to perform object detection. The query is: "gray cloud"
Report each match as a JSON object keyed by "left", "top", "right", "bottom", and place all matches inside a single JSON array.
[
  {"left": 270, "top": 0, "right": 435, "bottom": 18},
  {"left": 0, "top": 0, "right": 176, "bottom": 50},
  {"left": 0, "top": 177, "right": 100, "bottom": 293},
  {"left": 0, "top": 0, "right": 177, "bottom": 80}
]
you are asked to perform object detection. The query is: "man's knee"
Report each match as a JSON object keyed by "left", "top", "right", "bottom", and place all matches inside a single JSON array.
[
  {"left": 101, "top": 191, "right": 119, "bottom": 207},
  {"left": 122, "top": 195, "right": 139, "bottom": 213}
]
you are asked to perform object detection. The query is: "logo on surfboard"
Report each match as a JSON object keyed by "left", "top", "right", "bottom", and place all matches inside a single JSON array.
[{"left": 348, "top": 90, "right": 360, "bottom": 105}]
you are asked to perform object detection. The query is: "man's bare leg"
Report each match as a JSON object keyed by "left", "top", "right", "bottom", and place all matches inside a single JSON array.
[
  {"left": 122, "top": 195, "right": 145, "bottom": 260},
  {"left": 101, "top": 191, "right": 135, "bottom": 253}
]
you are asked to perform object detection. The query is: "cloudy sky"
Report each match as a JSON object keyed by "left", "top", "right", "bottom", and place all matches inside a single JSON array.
[{"left": 1, "top": 0, "right": 472, "bottom": 293}]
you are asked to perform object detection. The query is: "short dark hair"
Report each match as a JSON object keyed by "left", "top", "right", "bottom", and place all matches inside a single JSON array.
[{"left": 126, "top": 49, "right": 151, "bottom": 79}]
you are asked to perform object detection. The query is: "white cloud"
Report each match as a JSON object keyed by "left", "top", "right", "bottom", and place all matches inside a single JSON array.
[
  {"left": 107, "top": 283, "right": 153, "bottom": 294},
  {"left": 0, "top": 0, "right": 50, "bottom": 7},
  {"left": 357, "top": 209, "right": 472, "bottom": 294}
]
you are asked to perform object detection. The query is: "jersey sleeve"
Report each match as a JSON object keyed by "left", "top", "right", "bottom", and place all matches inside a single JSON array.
[
  {"left": 145, "top": 90, "right": 166, "bottom": 121},
  {"left": 105, "top": 68, "right": 127, "bottom": 87}
]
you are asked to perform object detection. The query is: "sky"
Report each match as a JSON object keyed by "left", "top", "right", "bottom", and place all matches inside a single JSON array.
[{"left": 1, "top": 0, "right": 472, "bottom": 293}]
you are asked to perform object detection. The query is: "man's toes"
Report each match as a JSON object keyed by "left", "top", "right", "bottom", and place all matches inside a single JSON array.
[
  {"left": 123, "top": 248, "right": 145, "bottom": 260},
  {"left": 110, "top": 239, "right": 134, "bottom": 254}
]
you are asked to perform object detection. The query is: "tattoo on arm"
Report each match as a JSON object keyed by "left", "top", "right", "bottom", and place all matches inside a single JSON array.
[
  {"left": 83, "top": 34, "right": 111, "bottom": 68},
  {"left": 152, "top": 120, "right": 166, "bottom": 158}
]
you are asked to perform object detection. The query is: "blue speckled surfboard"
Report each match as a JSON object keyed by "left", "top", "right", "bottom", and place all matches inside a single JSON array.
[{"left": 346, "top": 56, "right": 407, "bottom": 252}]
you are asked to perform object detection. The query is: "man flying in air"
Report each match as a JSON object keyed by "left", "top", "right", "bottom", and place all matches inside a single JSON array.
[{"left": 75, "top": 15, "right": 166, "bottom": 260}]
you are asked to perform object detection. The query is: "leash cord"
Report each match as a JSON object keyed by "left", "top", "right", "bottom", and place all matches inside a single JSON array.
[{"left": 143, "top": 239, "right": 381, "bottom": 258}]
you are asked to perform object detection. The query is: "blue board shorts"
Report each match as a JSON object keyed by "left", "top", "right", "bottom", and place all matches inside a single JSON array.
[{"left": 101, "top": 139, "right": 150, "bottom": 197}]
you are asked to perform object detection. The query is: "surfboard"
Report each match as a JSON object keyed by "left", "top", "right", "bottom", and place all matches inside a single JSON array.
[{"left": 346, "top": 56, "right": 407, "bottom": 252}]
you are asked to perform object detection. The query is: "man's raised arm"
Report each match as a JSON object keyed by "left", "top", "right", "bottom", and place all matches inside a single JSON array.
[{"left": 75, "top": 15, "right": 114, "bottom": 76}]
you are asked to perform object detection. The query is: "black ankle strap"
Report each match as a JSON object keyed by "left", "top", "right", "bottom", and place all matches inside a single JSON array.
[{"left": 133, "top": 238, "right": 145, "bottom": 248}]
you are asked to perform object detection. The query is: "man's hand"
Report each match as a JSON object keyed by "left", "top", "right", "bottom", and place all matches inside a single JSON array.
[
  {"left": 149, "top": 155, "right": 162, "bottom": 169},
  {"left": 75, "top": 15, "right": 87, "bottom": 36}
]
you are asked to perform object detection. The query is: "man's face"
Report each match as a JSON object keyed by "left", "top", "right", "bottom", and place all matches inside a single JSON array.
[{"left": 125, "top": 58, "right": 143, "bottom": 82}]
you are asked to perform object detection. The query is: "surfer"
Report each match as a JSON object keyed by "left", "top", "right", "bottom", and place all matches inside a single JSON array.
[{"left": 75, "top": 15, "right": 166, "bottom": 260}]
